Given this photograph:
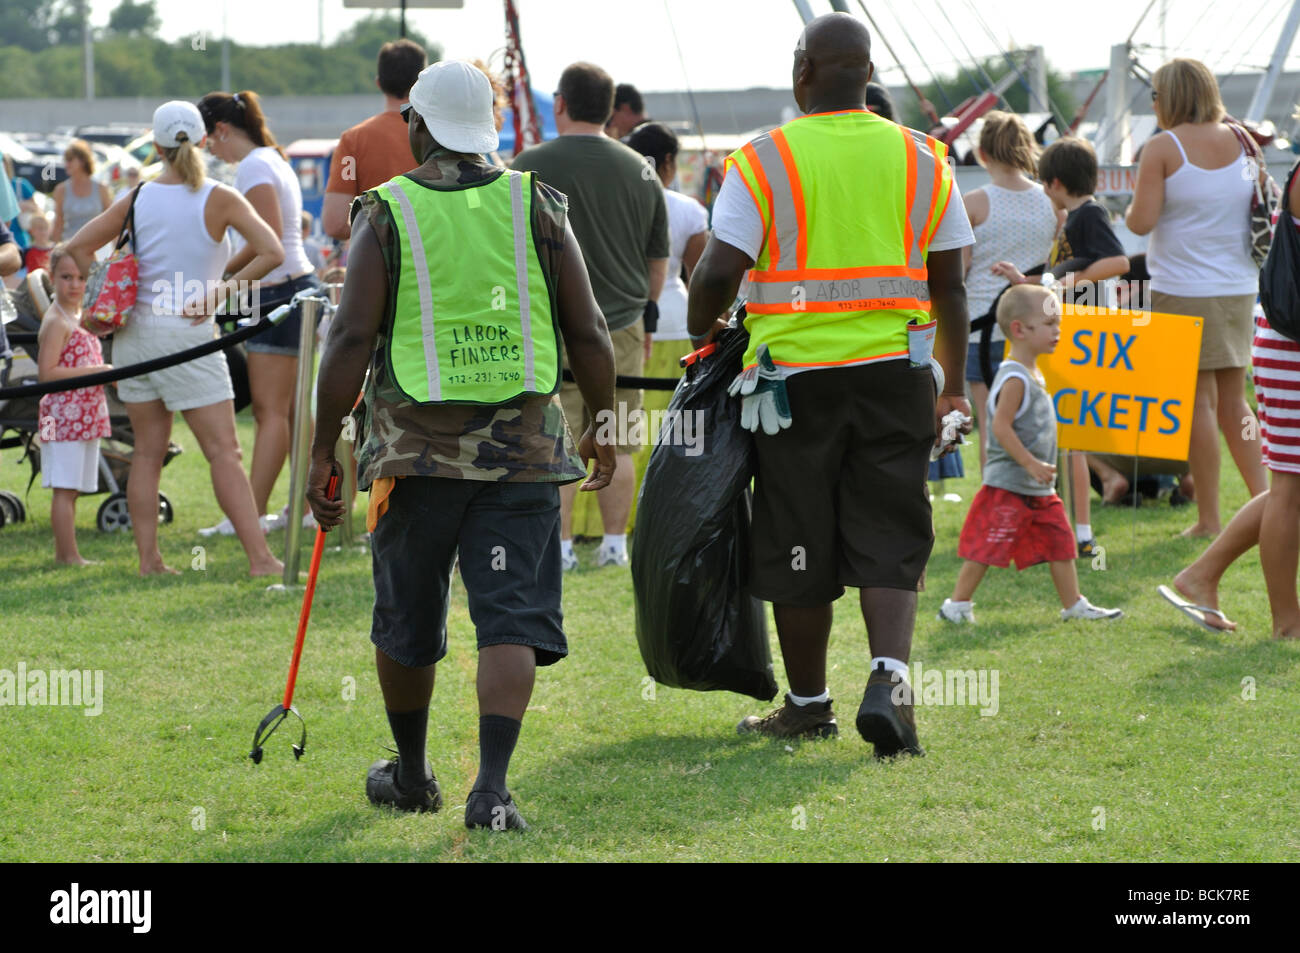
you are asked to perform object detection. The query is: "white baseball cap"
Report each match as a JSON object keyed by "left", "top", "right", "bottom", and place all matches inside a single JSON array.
[
  {"left": 153, "top": 101, "right": 205, "bottom": 148},
  {"left": 407, "top": 60, "right": 499, "bottom": 155}
]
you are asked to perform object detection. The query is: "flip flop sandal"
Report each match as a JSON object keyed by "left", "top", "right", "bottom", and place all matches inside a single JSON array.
[{"left": 1157, "top": 585, "right": 1236, "bottom": 633}]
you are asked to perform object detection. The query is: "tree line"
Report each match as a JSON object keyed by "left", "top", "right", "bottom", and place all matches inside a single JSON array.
[{"left": 0, "top": 0, "right": 441, "bottom": 99}]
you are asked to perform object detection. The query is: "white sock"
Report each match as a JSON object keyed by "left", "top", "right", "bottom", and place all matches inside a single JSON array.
[
  {"left": 788, "top": 688, "right": 830, "bottom": 706},
  {"left": 947, "top": 598, "right": 972, "bottom": 608},
  {"left": 560, "top": 538, "right": 574, "bottom": 559},
  {"left": 1075, "top": 523, "right": 1092, "bottom": 544},
  {"left": 602, "top": 533, "right": 627, "bottom": 553},
  {"left": 871, "top": 656, "right": 910, "bottom": 682}
]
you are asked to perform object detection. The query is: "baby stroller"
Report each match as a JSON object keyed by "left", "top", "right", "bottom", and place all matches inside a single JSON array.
[{"left": 1, "top": 270, "right": 251, "bottom": 532}]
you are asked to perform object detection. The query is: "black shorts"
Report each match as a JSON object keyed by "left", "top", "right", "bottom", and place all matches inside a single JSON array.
[
  {"left": 370, "top": 477, "right": 568, "bottom": 667},
  {"left": 245, "top": 273, "right": 322, "bottom": 356},
  {"left": 749, "top": 360, "right": 936, "bottom": 605}
]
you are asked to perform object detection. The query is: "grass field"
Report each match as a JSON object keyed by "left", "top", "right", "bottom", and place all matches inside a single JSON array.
[{"left": 0, "top": 411, "right": 1297, "bottom": 862}]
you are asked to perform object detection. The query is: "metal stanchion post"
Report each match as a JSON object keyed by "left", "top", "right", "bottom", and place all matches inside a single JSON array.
[
  {"left": 282, "top": 297, "right": 321, "bottom": 586},
  {"left": 335, "top": 432, "right": 354, "bottom": 546}
]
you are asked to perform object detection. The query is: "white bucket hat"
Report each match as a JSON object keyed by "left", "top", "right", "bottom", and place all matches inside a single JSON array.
[
  {"left": 407, "top": 60, "right": 499, "bottom": 155},
  {"left": 153, "top": 101, "right": 205, "bottom": 148}
]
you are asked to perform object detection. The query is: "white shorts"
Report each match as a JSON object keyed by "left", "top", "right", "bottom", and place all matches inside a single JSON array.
[
  {"left": 41, "top": 439, "right": 101, "bottom": 493},
  {"left": 112, "top": 318, "right": 234, "bottom": 412}
]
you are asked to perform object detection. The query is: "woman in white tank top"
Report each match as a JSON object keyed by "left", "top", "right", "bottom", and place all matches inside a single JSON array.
[
  {"left": 199, "top": 90, "right": 322, "bottom": 533},
  {"left": 1125, "top": 59, "right": 1267, "bottom": 538},
  {"left": 65, "top": 100, "right": 286, "bottom": 577},
  {"left": 962, "top": 112, "right": 1061, "bottom": 472}
]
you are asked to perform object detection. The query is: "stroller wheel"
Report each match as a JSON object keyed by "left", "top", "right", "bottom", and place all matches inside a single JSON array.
[
  {"left": 97, "top": 493, "right": 132, "bottom": 532},
  {"left": 0, "top": 491, "right": 25, "bottom": 523},
  {"left": 97, "top": 491, "right": 174, "bottom": 532},
  {"left": 0, "top": 492, "right": 20, "bottom": 527}
]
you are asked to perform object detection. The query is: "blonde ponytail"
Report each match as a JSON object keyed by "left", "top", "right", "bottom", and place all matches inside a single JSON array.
[
  {"left": 978, "top": 111, "right": 1039, "bottom": 178},
  {"left": 161, "top": 137, "right": 206, "bottom": 190}
]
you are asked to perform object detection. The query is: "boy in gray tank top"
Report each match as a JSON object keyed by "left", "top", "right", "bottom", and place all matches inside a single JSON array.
[{"left": 940, "top": 285, "right": 1122, "bottom": 623}]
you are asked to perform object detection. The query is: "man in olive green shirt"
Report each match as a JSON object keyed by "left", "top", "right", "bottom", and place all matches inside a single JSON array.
[{"left": 513, "top": 61, "right": 669, "bottom": 571}]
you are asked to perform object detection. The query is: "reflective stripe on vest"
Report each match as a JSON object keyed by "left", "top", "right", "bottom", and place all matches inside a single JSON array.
[
  {"left": 725, "top": 111, "right": 954, "bottom": 371},
  {"left": 372, "top": 170, "right": 560, "bottom": 405}
]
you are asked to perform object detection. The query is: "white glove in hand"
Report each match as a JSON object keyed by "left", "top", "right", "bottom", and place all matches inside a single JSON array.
[
  {"left": 931, "top": 410, "right": 971, "bottom": 461},
  {"left": 727, "top": 343, "right": 792, "bottom": 435}
]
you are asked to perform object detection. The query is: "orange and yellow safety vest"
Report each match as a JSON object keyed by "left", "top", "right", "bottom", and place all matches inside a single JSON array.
[{"left": 725, "top": 109, "right": 955, "bottom": 371}]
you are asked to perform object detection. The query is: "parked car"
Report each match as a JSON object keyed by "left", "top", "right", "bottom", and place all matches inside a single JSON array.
[{"left": 74, "top": 124, "right": 146, "bottom": 148}]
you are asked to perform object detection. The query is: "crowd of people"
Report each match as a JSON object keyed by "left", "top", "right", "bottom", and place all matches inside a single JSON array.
[{"left": 2, "top": 13, "right": 1298, "bottom": 829}]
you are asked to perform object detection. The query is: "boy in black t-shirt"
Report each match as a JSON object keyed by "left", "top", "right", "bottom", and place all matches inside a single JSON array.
[{"left": 991, "top": 136, "right": 1129, "bottom": 560}]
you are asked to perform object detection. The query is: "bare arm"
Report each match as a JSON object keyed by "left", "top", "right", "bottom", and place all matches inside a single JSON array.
[
  {"left": 686, "top": 236, "right": 752, "bottom": 343},
  {"left": 646, "top": 257, "right": 667, "bottom": 303},
  {"left": 222, "top": 182, "right": 283, "bottom": 277},
  {"left": 51, "top": 182, "right": 65, "bottom": 241},
  {"left": 681, "top": 231, "right": 707, "bottom": 284},
  {"left": 961, "top": 189, "right": 988, "bottom": 274},
  {"left": 927, "top": 247, "right": 969, "bottom": 397},
  {"left": 37, "top": 314, "right": 110, "bottom": 381},
  {"left": 1125, "top": 136, "right": 1168, "bottom": 236},
  {"left": 557, "top": 220, "right": 618, "bottom": 490},
  {"left": 1066, "top": 255, "right": 1130, "bottom": 286},
  {"left": 990, "top": 375, "right": 1056, "bottom": 484},
  {"left": 0, "top": 242, "right": 19, "bottom": 277},
  {"left": 306, "top": 213, "right": 386, "bottom": 528},
  {"left": 321, "top": 192, "right": 354, "bottom": 242}
]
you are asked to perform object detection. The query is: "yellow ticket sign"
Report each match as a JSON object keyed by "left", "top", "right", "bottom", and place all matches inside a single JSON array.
[{"left": 1039, "top": 306, "right": 1203, "bottom": 461}]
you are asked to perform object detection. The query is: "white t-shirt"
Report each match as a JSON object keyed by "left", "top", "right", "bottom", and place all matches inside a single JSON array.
[
  {"left": 711, "top": 163, "right": 975, "bottom": 264},
  {"left": 231, "top": 146, "right": 313, "bottom": 283},
  {"left": 657, "top": 188, "right": 711, "bottom": 341}
]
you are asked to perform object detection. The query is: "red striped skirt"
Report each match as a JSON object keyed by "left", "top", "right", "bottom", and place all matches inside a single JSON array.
[{"left": 1253, "top": 306, "right": 1300, "bottom": 475}]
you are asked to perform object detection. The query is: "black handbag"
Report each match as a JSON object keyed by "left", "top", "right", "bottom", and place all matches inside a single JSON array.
[{"left": 1259, "top": 162, "right": 1300, "bottom": 344}]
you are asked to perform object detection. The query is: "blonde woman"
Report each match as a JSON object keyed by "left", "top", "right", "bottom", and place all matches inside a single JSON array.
[
  {"left": 1126, "top": 58, "right": 1268, "bottom": 538},
  {"left": 52, "top": 139, "right": 112, "bottom": 246},
  {"left": 66, "top": 101, "right": 285, "bottom": 577}
]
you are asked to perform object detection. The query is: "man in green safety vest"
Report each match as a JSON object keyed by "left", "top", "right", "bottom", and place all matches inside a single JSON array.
[
  {"left": 308, "top": 60, "right": 616, "bottom": 830},
  {"left": 688, "top": 13, "right": 974, "bottom": 757}
]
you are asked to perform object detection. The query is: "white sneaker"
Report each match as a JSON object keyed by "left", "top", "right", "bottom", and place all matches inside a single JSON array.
[
  {"left": 198, "top": 517, "right": 236, "bottom": 538},
  {"left": 561, "top": 551, "right": 579, "bottom": 572},
  {"left": 278, "top": 504, "right": 316, "bottom": 530},
  {"left": 1061, "top": 596, "right": 1123, "bottom": 621},
  {"left": 596, "top": 545, "right": 629, "bottom": 568},
  {"left": 938, "top": 598, "right": 975, "bottom": 624}
]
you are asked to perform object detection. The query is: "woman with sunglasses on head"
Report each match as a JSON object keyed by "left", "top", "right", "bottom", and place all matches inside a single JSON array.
[
  {"left": 198, "top": 90, "right": 323, "bottom": 536},
  {"left": 52, "top": 139, "right": 112, "bottom": 249}
]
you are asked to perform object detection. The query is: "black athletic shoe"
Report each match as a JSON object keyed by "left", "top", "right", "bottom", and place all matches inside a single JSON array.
[
  {"left": 464, "top": 789, "right": 528, "bottom": 831},
  {"left": 855, "top": 663, "right": 925, "bottom": 759},
  {"left": 365, "top": 758, "right": 442, "bottom": 813},
  {"left": 1077, "top": 538, "right": 1099, "bottom": 559}
]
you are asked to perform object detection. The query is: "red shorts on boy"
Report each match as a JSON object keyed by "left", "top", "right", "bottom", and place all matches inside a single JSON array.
[{"left": 958, "top": 485, "right": 1077, "bottom": 569}]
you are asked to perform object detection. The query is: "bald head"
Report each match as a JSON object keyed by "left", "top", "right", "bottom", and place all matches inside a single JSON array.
[{"left": 793, "top": 12, "right": 873, "bottom": 114}]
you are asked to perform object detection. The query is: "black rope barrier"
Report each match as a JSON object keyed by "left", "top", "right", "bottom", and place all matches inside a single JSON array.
[
  {"left": 0, "top": 317, "right": 278, "bottom": 401},
  {"left": 2, "top": 321, "right": 688, "bottom": 400}
]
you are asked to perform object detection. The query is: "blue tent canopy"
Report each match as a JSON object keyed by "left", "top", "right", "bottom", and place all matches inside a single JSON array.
[{"left": 497, "top": 90, "right": 557, "bottom": 155}]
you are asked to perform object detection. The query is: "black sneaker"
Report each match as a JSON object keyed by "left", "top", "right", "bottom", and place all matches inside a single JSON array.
[
  {"left": 855, "top": 663, "right": 924, "bottom": 759},
  {"left": 736, "top": 693, "right": 839, "bottom": 739},
  {"left": 465, "top": 789, "right": 529, "bottom": 831},
  {"left": 365, "top": 758, "right": 442, "bottom": 813},
  {"left": 1077, "top": 538, "right": 1098, "bottom": 559}
]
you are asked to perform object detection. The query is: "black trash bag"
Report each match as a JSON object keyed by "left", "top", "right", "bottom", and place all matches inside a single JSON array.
[
  {"left": 630, "top": 325, "right": 777, "bottom": 701},
  {"left": 1260, "top": 162, "right": 1300, "bottom": 344}
]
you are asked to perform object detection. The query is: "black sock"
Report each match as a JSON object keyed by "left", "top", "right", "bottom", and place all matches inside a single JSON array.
[
  {"left": 386, "top": 708, "right": 431, "bottom": 790},
  {"left": 473, "top": 715, "right": 521, "bottom": 797}
]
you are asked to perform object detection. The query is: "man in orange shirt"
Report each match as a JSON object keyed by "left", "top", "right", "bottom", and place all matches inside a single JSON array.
[{"left": 322, "top": 39, "right": 427, "bottom": 240}]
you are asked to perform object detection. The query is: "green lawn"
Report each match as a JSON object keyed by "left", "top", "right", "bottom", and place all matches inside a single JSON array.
[{"left": 0, "top": 412, "right": 1297, "bottom": 862}]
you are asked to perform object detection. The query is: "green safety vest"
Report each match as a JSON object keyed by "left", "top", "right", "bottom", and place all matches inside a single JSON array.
[
  {"left": 369, "top": 169, "right": 561, "bottom": 405},
  {"left": 725, "top": 109, "right": 955, "bottom": 371}
]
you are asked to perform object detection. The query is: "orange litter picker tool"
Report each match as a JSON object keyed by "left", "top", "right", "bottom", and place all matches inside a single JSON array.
[{"left": 249, "top": 473, "right": 340, "bottom": 764}]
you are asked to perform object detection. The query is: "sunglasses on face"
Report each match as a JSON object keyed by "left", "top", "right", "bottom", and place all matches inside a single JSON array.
[
  {"left": 1151, "top": 89, "right": 1159, "bottom": 102},
  {"left": 400, "top": 103, "right": 413, "bottom": 123}
]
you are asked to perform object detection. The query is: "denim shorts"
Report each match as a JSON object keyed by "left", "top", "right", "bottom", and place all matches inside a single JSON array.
[
  {"left": 245, "top": 274, "right": 322, "bottom": 356},
  {"left": 965, "top": 337, "right": 1006, "bottom": 384},
  {"left": 370, "top": 476, "right": 569, "bottom": 668}
]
